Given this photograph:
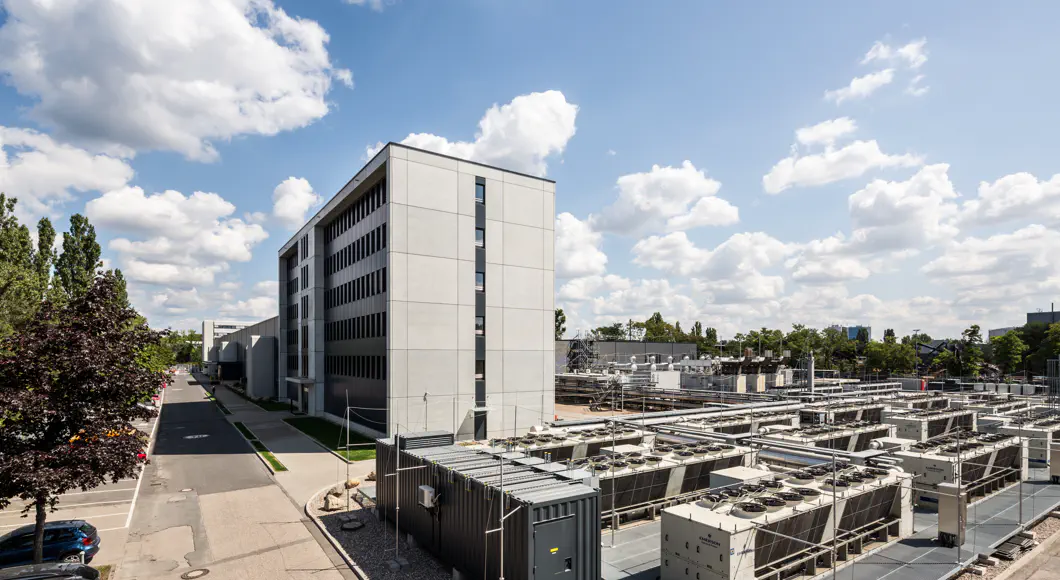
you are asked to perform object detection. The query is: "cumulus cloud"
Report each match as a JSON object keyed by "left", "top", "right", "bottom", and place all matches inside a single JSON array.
[
  {"left": 0, "top": 0, "right": 351, "bottom": 161},
  {"left": 0, "top": 126, "right": 133, "bottom": 222},
  {"left": 763, "top": 136, "right": 922, "bottom": 194},
  {"left": 554, "top": 213, "right": 608, "bottom": 278},
  {"left": 272, "top": 177, "right": 321, "bottom": 229},
  {"left": 862, "top": 39, "right": 928, "bottom": 69},
  {"left": 344, "top": 0, "right": 386, "bottom": 11},
  {"left": 824, "top": 69, "right": 895, "bottom": 104},
  {"left": 796, "top": 118, "right": 858, "bottom": 147},
  {"left": 632, "top": 231, "right": 793, "bottom": 303},
  {"left": 86, "top": 186, "right": 268, "bottom": 287},
  {"left": 381, "top": 90, "right": 577, "bottom": 177},
  {"left": 592, "top": 161, "right": 739, "bottom": 234},
  {"left": 958, "top": 171, "right": 1060, "bottom": 227}
]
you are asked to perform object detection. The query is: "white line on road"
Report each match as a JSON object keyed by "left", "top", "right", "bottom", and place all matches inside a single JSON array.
[
  {"left": 0, "top": 499, "right": 132, "bottom": 514},
  {"left": 0, "top": 512, "right": 129, "bottom": 529},
  {"left": 96, "top": 526, "right": 129, "bottom": 532},
  {"left": 126, "top": 384, "right": 165, "bottom": 529}
]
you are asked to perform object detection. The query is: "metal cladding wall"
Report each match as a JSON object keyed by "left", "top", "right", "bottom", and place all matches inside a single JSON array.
[{"left": 376, "top": 438, "right": 601, "bottom": 580}]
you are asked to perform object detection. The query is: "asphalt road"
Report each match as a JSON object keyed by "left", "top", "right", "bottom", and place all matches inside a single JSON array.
[
  {"left": 117, "top": 372, "right": 351, "bottom": 579},
  {"left": 0, "top": 399, "right": 161, "bottom": 566}
]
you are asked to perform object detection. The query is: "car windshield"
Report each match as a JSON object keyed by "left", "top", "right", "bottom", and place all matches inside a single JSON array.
[{"left": 78, "top": 523, "right": 95, "bottom": 535}]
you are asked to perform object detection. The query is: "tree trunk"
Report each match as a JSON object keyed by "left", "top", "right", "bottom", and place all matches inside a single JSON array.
[{"left": 33, "top": 494, "right": 47, "bottom": 564}]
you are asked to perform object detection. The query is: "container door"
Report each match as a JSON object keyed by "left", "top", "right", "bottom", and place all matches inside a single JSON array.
[{"left": 533, "top": 516, "right": 575, "bottom": 577}]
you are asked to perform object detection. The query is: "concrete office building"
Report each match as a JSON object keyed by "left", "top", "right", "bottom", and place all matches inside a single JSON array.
[
  {"left": 202, "top": 320, "right": 252, "bottom": 362},
  {"left": 278, "top": 143, "right": 555, "bottom": 440},
  {"left": 212, "top": 317, "right": 280, "bottom": 400}
]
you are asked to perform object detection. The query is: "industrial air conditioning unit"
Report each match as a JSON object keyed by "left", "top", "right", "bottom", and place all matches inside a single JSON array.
[{"left": 417, "top": 485, "right": 436, "bottom": 508}]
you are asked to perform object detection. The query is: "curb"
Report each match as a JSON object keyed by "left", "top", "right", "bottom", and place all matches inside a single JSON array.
[
  {"left": 990, "top": 515, "right": 1060, "bottom": 580},
  {"left": 305, "top": 482, "right": 370, "bottom": 580},
  {"left": 280, "top": 420, "right": 355, "bottom": 465},
  {"left": 229, "top": 421, "right": 280, "bottom": 475}
]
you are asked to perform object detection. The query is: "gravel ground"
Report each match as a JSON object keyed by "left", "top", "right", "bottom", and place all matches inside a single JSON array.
[
  {"left": 951, "top": 515, "right": 1060, "bottom": 580},
  {"left": 311, "top": 488, "right": 450, "bottom": 580}
]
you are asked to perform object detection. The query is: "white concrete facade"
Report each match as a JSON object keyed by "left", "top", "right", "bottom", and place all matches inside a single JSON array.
[{"left": 279, "top": 143, "right": 555, "bottom": 440}]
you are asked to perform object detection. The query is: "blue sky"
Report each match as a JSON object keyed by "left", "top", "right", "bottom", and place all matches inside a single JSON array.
[{"left": 1, "top": 1, "right": 1058, "bottom": 339}]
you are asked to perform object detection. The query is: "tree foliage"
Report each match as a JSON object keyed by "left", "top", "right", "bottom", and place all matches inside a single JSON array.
[
  {"left": 991, "top": 330, "right": 1028, "bottom": 376},
  {"left": 593, "top": 322, "right": 625, "bottom": 341},
  {"left": 554, "top": 308, "right": 566, "bottom": 340},
  {"left": 55, "top": 214, "right": 101, "bottom": 300},
  {"left": 0, "top": 273, "right": 164, "bottom": 562}
]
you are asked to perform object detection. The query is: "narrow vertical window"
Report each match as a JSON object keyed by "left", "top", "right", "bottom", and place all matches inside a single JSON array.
[
  {"left": 475, "top": 177, "right": 485, "bottom": 203},
  {"left": 475, "top": 359, "right": 485, "bottom": 379},
  {"left": 475, "top": 228, "right": 485, "bottom": 247},
  {"left": 475, "top": 271, "right": 485, "bottom": 291},
  {"left": 476, "top": 316, "right": 485, "bottom": 335}
]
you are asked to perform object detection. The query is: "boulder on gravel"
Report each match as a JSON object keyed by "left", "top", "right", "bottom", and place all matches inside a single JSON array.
[
  {"left": 365, "top": 471, "right": 376, "bottom": 481},
  {"left": 328, "top": 485, "right": 344, "bottom": 497},
  {"left": 345, "top": 478, "right": 361, "bottom": 489},
  {"left": 323, "top": 494, "right": 344, "bottom": 511}
]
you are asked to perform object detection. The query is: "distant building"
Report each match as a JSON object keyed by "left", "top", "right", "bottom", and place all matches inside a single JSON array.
[
  {"left": 988, "top": 327, "right": 1019, "bottom": 341},
  {"left": 829, "top": 324, "right": 872, "bottom": 341},
  {"left": 202, "top": 320, "right": 252, "bottom": 362},
  {"left": 1027, "top": 310, "right": 1060, "bottom": 326}
]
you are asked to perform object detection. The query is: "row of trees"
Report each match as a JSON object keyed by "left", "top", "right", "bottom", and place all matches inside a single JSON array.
[
  {"left": 555, "top": 308, "right": 1060, "bottom": 378},
  {"left": 0, "top": 195, "right": 169, "bottom": 563}
]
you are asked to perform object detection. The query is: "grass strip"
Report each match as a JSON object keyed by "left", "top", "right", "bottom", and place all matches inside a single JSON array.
[
  {"left": 248, "top": 439, "right": 288, "bottom": 472},
  {"left": 95, "top": 565, "right": 112, "bottom": 580},
  {"left": 233, "top": 421, "right": 256, "bottom": 440},
  {"left": 283, "top": 416, "right": 376, "bottom": 461}
]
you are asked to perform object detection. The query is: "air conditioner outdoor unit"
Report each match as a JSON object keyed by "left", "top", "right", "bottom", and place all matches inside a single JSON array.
[{"left": 418, "top": 485, "right": 436, "bottom": 509}]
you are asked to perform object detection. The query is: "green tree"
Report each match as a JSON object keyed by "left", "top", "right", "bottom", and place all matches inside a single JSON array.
[
  {"left": 855, "top": 327, "right": 869, "bottom": 353},
  {"left": 594, "top": 322, "right": 625, "bottom": 341},
  {"left": 992, "top": 330, "right": 1029, "bottom": 376},
  {"left": 883, "top": 328, "right": 896, "bottom": 344},
  {"left": 961, "top": 324, "right": 985, "bottom": 377},
  {"left": 1018, "top": 322, "right": 1051, "bottom": 376},
  {"left": 643, "top": 312, "right": 679, "bottom": 342},
  {"left": 0, "top": 195, "right": 40, "bottom": 336},
  {"left": 554, "top": 308, "right": 566, "bottom": 340},
  {"left": 32, "top": 217, "right": 56, "bottom": 300},
  {"left": 55, "top": 214, "right": 101, "bottom": 299},
  {"left": 865, "top": 340, "right": 917, "bottom": 375},
  {"left": 785, "top": 324, "right": 820, "bottom": 363},
  {"left": 0, "top": 272, "right": 162, "bottom": 563}
]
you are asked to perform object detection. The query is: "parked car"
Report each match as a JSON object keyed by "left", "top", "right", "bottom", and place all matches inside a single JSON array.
[
  {"left": 0, "top": 521, "right": 99, "bottom": 567},
  {"left": 0, "top": 562, "right": 100, "bottom": 579}
]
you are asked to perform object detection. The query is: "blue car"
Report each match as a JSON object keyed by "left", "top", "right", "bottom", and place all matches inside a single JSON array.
[{"left": 0, "top": 521, "right": 100, "bottom": 567}]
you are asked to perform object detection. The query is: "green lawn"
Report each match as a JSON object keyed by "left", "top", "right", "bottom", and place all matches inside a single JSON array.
[
  {"left": 248, "top": 440, "right": 288, "bottom": 471},
  {"left": 283, "top": 417, "right": 376, "bottom": 461},
  {"left": 225, "top": 386, "right": 291, "bottom": 412},
  {"left": 95, "top": 565, "right": 112, "bottom": 580}
]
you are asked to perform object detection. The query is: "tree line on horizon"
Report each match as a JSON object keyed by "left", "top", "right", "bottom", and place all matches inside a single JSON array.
[{"left": 555, "top": 309, "right": 1060, "bottom": 379}]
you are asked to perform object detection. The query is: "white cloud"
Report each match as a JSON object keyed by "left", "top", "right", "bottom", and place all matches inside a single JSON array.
[
  {"left": 385, "top": 90, "right": 577, "bottom": 176},
  {"left": 554, "top": 213, "right": 608, "bottom": 278},
  {"left": 86, "top": 186, "right": 268, "bottom": 288},
  {"left": 271, "top": 177, "right": 321, "bottom": 229},
  {"left": 0, "top": 126, "right": 133, "bottom": 222},
  {"left": 958, "top": 171, "right": 1060, "bottom": 227},
  {"left": 607, "top": 149, "right": 617, "bottom": 156},
  {"left": 796, "top": 117, "right": 857, "bottom": 147},
  {"left": 557, "top": 274, "right": 631, "bottom": 302},
  {"left": 824, "top": 69, "right": 894, "bottom": 104},
  {"left": 0, "top": 0, "right": 351, "bottom": 161},
  {"left": 906, "top": 74, "right": 929, "bottom": 97},
  {"left": 863, "top": 39, "right": 928, "bottom": 69},
  {"left": 592, "top": 161, "right": 739, "bottom": 234},
  {"left": 632, "top": 231, "right": 793, "bottom": 303},
  {"left": 344, "top": 0, "right": 386, "bottom": 10},
  {"left": 763, "top": 139, "right": 922, "bottom": 194}
]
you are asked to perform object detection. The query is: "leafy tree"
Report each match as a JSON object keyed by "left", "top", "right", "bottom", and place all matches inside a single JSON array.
[
  {"left": 688, "top": 321, "right": 718, "bottom": 355},
  {"left": 704, "top": 326, "right": 718, "bottom": 345},
  {"left": 961, "top": 324, "right": 985, "bottom": 377},
  {"left": 785, "top": 324, "right": 820, "bottom": 363},
  {"left": 992, "top": 330, "right": 1029, "bottom": 376},
  {"left": 0, "top": 195, "right": 38, "bottom": 335},
  {"left": 112, "top": 268, "right": 129, "bottom": 308},
  {"left": 643, "top": 312, "right": 679, "bottom": 342},
  {"left": 554, "top": 308, "right": 566, "bottom": 340},
  {"left": 1018, "top": 322, "right": 1051, "bottom": 376},
  {"left": 865, "top": 340, "right": 917, "bottom": 375},
  {"left": 594, "top": 322, "right": 625, "bottom": 341},
  {"left": 883, "top": 328, "right": 896, "bottom": 344},
  {"left": 855, "top": 327, "right": 869, "bottom": 353},
  {"left": 55, "top": 214, "right": 101, "bottom": 299},
  {"left": 0, "top": 272, "right": 163, "bottom": 563},
  {"left": 901, "top": 332, "right": 933, "bottom": 346},
  {"left": 32, "top": 217, "right": 56, "bottom": 301},
  {"left": 161, "top": 330, "right": 204, "bottom": 364}
]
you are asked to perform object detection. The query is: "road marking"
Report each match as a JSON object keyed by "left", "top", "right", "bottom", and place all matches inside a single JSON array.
[
  {"left": 126, "top": 384, "right": 165, "bottom": 529},
  {"left": 0, "top": 512, "right": 129, "bottom": 529},
  {"left": 97, "top": 526, "right": 129, "bottom": 532},
  {"left": 0, "top": 499, "right": 132, "bottom": 514},
  {"left": 184, "top": 434, "right": 209, "bottom": 439}
]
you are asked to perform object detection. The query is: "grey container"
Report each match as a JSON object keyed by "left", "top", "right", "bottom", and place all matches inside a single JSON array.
[{"left": 376, "top": 435, "right": 601, "bottom": 580}]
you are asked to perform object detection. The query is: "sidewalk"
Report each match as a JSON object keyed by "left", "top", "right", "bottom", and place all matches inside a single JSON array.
[{"left": 211, "top": 384, "right": 375, "bottom": 506}]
